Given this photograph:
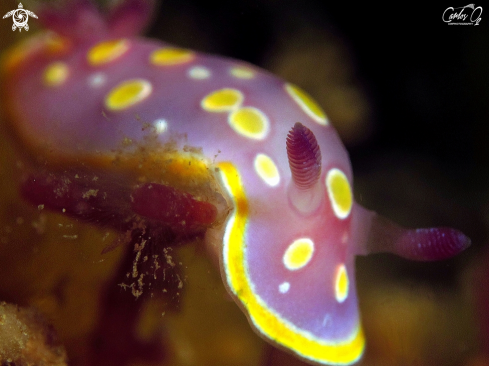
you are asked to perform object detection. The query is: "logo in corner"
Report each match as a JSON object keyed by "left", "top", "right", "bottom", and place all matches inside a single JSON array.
[
  {"left": 3, "top": 3, "right": 38, "bottom": 32},
  {"left": 443, "top": 4, "right": 482, "bottom": 25}
]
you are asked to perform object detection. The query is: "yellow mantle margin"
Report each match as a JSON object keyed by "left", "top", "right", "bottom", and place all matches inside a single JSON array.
[{"left": 218, "top": 162, "right": 365, "bottom": 365}]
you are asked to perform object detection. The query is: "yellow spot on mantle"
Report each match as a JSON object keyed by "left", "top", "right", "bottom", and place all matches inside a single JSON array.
[
  {"left": 228, "top": 107, "right": 269, "bottom": 140},
  {"left": 87, "top": 39, "right": 129, "bottom": 65},
  {"left": 254, "top": 154, "right": 280, "bottom": 187},
  {"left": 230, "top": 66, "right": 255, "bottom": 79},
  {"left": 105, "top": 79, "right": 152, "bottom": 111},
  {"left": 283, "top": 238, "right": 314, "bottom": 271},
  {"left": 150, "top": 47, "right": 195, "bottom": 66},
  {"left": 285, "top": 83, "right": 327, "bottom": 125},
  {"left": 335, "top": 264, "right": 349, "bottom": 303},
  {"left": 43, "top": 61, "right": 69, "bottom": 87},
  {"left": 201, "top": 88, "right": 243, "bottom": 112},
  {"left": 326, "top": 168, "right": 352, "bottom": 219}
]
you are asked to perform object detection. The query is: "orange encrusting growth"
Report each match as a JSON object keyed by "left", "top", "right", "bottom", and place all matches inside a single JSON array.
[{"left": 218, "top": 162, "right": 365, "bottom": 365}]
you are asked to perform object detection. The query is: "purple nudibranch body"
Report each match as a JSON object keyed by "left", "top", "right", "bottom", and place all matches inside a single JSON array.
[{"left": 0, "top": 1, "right": 470, "bottom": 364}]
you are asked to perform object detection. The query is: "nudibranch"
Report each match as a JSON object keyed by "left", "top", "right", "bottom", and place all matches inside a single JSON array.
[{"left": 0, "top": 0, "right": 470, "bottom": 365}]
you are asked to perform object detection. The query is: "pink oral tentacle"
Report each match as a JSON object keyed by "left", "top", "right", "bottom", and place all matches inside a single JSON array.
[
  {"left": 393, "top": 227, "right": 471, "bottom": 261},
  {"left": 356, "top": 205, "right": 471, "bottom": 261}
]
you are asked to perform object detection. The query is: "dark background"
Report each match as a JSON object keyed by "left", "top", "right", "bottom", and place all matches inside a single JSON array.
[{"left": 150, "top": 1, "right": 486, "bottom": 164}]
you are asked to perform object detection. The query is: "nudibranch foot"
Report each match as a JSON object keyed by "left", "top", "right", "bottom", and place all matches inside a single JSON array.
[
  {"left": 20, "top": 170, "right": 134, "bottom": 229},
  {"left": 357, "top": 205, "right": 471, "bottom": 261},
  {"left": 131, "top": 182, "right": 218, "bottom": 229},
  {"left": 20, "top": 165, "right": 220, "bottom": 245}
]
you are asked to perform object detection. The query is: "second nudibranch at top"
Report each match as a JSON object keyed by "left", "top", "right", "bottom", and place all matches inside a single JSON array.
[{"left": 1, "top": 1, "right": 470, "bottom": 365}]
